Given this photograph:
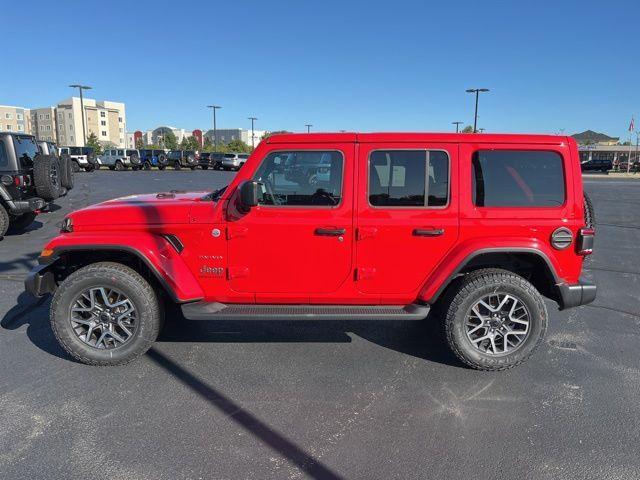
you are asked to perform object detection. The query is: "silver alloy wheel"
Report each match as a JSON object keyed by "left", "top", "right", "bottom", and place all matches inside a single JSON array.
[
  {"left": 465, "top": 293, "right": 530, "bottom": 356},
  {"left": 69, "top": 287, "right": 138, "bottom": 349}
]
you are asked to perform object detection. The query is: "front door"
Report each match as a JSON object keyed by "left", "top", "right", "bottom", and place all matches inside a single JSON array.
[
  {"left": 356, "top": 143, "right": 459, "bottom": 296},
  {"left": 227, "top": 144, "right": 355, "bottom": 300}
]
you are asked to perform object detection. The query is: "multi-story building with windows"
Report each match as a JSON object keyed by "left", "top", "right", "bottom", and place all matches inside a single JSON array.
[
  {"left": 56, "top": 97, "right": 126, "bottom": 147},
  {"left": 203, "top": 128, "right": 267, "bottom": 148},
  {"left": 31, "top": 106, "right": 57, "bottom": 142},
  {"left": 0, "top": 105, "right": 31, "bottom": 134}
]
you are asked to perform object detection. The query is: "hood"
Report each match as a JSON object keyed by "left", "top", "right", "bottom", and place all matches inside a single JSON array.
[{"left": 69, "top": 191, "right": 209, "bottom": 226}]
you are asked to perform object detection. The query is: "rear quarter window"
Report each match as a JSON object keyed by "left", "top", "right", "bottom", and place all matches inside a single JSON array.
[
  {"left": 472, "top": 150, "right": 565, "bottom": 207},
  {"left": 0, "top": 141, "right": 7, "bottom": 168}
]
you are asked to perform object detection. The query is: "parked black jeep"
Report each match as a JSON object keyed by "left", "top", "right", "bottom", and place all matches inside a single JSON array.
[
  {"left": 165, "top": 150, "right": 198, "bottom": 170},
  {"left": 0, "top": 133, "right": 72, "bottom": 237}
]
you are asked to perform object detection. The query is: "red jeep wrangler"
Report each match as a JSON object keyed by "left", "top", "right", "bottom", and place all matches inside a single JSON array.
[{"left": 26, "top": 133, "right": 596, "bottom": 370}]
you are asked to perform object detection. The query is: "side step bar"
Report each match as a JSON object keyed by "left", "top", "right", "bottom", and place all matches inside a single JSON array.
[{"left": 181, "top": 302, "right": 430, "bottom": 321}]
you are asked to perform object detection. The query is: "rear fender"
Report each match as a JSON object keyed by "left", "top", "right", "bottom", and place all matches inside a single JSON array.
[
  {"left": 42, "top": 233, "right": 204, "bottom": 302},
  {"left": 419, "top": 238, "right": 562, "bottom": 303}
]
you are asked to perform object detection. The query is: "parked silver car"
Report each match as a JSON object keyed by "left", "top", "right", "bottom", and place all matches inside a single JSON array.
[
  {"left": 218, "top": 152, "right": 250, "bottom": 171},
  {"left": 98, "top": 149, "right": 141, "bottom": 171}
]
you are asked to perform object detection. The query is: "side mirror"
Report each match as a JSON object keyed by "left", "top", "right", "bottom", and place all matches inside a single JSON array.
[{"left": 239, "top": 180, "right": 261, "bottom": 209}]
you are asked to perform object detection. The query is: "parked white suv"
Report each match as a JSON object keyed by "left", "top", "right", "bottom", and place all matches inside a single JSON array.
[
  {"left": 98, "top": 149, "right": 141, "bottom": 171},
  {"left": 58, "top": 146, "right": 97, "bottom": 172}
]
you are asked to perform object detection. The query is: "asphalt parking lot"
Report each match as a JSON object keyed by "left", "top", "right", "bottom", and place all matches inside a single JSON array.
[{"left": 0, "top": 171, "right": 639, "bottom": 480}]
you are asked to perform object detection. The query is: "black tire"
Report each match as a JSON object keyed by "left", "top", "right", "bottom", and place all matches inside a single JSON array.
[
  {"left": 50, "top": 262, "right": 162, "bottom": 366},
  {"left": 115, "top": 160, "right": 124, "bottom": 171},
  {"left": 143, "top": 161, "right": 152, "bottom": 170},
  {"left": 174, "top": 162, "right": 181, "bottom": 170},
  {"left": 129, "top": 154, "right": 140, "bottom": 166},
  {"left": 70, "top": 159, "right": 80, "bottom": 173},
  {"left": 187, "top": 154, "right": 196, "bottom": 166},
  {"left": 158, "top": 165, "right": 166, "bottom": 171},
  {"left": 33, "top": 154, "right": 62, "bottom": 201},
  {"left": 202, "top": 166, "right": 209, "bottom": 170},
  {"left": 86, "top": 163, "right": 96, "bottom": 172},
  {"left": 8, "top": 212, "right": 37, "bottom": 233},
  {"left": 0, "top": 204, "right": 9, "bottom": 237},
  {"left": 190, "top": 166, "right": 196, "bottom": 170},
  {"left": 108, "top": 166, "right": 115, "bottom": 171},
  {"left": 584, "top": 192, "right": 595, "bottom": 229},
  {"left": 59, "top": 155, "right": 75, "bottom": 190},
  {"left": 444, "top": 268, "right": 547, "bottom": 371}
]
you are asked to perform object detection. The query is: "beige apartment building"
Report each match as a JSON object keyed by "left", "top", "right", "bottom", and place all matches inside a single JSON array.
[
  {"left": 56, "top": 97, "right": 126, "bottom": 147},
  {"left": 1, "top": 98, "right": 126, "bottom": 147},
  {"left": 0, "top": 105, "right": 31, "bottom": 134},
  {"left": 31, "top": 107, "right": 57, "bottom": 142}
]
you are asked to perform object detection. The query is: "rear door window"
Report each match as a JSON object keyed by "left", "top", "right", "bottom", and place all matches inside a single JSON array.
[
  {"left": 13, "top": 136, "right": 38, "bottom": 168},
  {"left": 472, "top": 150, "right": 565, "bottom": 207},
  {"left": 369, "top": 150, "right": 449, "bottom": 207},
  {"left": 0, "top": 141, "right": 8, "bottom": 168}
]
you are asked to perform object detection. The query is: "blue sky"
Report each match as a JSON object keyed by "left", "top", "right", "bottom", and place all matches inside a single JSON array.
[{"left": 2, "top": 0, "right": 639, "bottom": 139}]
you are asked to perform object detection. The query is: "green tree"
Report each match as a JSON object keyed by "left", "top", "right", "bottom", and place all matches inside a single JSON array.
[
  {"left": 226, "top": 139, "right": 252, "bottom": 153},
  {"left": 202, "top": 137, "right": 213, "bottom": 152},
  {"left": 86, "top": 132, "right": 103, "bottom": 155},
  {"left": 261, "top": 130, "right": 290, "bottom": 140},
  {"left": 135, "top": 138, "right": 144, "bottom": 149},
  {"left": 161, "top": 131, "right": 178, "bottom": 150},
  {"left": 461, "top": 126, "right": 474, "bottom": 133}
]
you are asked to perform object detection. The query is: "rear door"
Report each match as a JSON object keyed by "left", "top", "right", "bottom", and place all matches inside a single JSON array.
[
  {"left": 356, "top": 142, "right": 459, "bottom": 295},
  {"left": 227, "top": 143, "right": 355, "bottom": 300}
]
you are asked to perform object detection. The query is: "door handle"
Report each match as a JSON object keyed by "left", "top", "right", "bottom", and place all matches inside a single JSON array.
[
  {"left": 315, "top": 227, "right": 346, "bottom": 236},
  {"left": 413, "top": 228, "right": 444, "bottom": 237}
]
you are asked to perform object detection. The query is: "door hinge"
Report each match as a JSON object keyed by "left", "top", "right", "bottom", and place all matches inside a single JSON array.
[
  {"left": 356, "top": 267, "right": 376, "bottom": 280},
  {"left": 357, "top": 227, "right": 378, "bottom": 240},
  {"left": 227, "top": 226, "right": 248, "bottom": 239},
  {"left": 228, "top": 266, "right": 249, "bottom": 280}
]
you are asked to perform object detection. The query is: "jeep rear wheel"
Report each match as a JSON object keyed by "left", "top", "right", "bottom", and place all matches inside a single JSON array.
[
  {"left": 51, "top": 262, "right": 162, "bottom": 366},
  {"left": 0, "top": 204, "right": 9, "bottom": 237},
  {"left": 33, "top": 154, "right": 62, "bottom": 201},
  {"left": 444, "top": 268, "right": 547, "bottom": 371},
  {"left": 115, "top": 160, "right": 124, "bottom": 171}
]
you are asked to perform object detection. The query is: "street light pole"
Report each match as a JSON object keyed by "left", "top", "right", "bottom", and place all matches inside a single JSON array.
[
  {"left": 248, "top": 116, "right": 257, "bottom": 149},
  {"left": 305, "top": 124, "right": 312, "bottom": 133},
  {"left": 69, "top": 84, "right": 92, "bottom": 146},
  {"left": 207, "top": 105, "right": 221, "bottom": 151},
  {"left": 465, "top": 88, "right": 489, "bottom": 133},
  {"left": 452, "top": 121, "right": 463, "bottom": 133}
]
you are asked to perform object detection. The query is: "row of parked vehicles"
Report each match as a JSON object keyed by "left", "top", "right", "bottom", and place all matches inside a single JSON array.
[
  {"left": 580, "top": 157, "right": 640, "bottom": 173},
  {"left": 57, "top": 146, "right": 251, "bottom": 172},
  {"left": 97, "top": 149, "right": 250, "bottom": 171}
]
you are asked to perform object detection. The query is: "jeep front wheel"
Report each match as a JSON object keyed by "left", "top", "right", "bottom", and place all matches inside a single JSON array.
[
  {"left": 0, "top": 204, "right": 9, "bottom": 237},
  {"left": 51, "top": 262, "right": 162, "bottom": 366},
  {"left": 444, "top": 268, "right": 547, "bottom": 371}
]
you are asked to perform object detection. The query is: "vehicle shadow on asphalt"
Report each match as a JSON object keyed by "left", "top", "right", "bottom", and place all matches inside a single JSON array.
[
  {"left": 147, "top": 347, "right": 346, "bottom": 480},
  {"left": 0, "top": 291, "right": 70, "bottom": 360},
  {"left": 159, "top": 306, "right": 463, "bottom": 368},
  {"left": 0, "top": 252, "right": 39, "bottom": 274}
]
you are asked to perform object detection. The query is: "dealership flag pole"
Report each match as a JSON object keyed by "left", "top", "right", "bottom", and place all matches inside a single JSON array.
[{"left": 628, "top": 117, "right": 635, "bottom": 174}]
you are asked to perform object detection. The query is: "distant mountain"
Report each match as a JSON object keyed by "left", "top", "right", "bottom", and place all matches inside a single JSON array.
[{"left": 572, "top": 130, "right": 619, "bottom": 145}]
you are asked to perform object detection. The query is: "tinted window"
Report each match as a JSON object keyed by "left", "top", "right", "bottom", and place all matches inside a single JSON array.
[
  {"left": 126, "top": 150, "right": 137, "bottom": 156},
  {"left": 13, "top": 136, "right": 38, "bottom": 168},
  {"left": 369, "top": 150, "right": 449, "bottom": 207},
  {"left": 224, "top": 153, "right": 236, "bottom": 158},
  {"left": 253, "top": 150, "right": 343, "bottom": 206},
  {"left": 472, "top": 150, "right": 565, "bottom": 207},
  {"left": 70, "top": 147, "right": 82, "bottom": 155},
  {"left": 0, "top": 141, "right": 7, "bottom": 168},
  {"left": 239, "top": 154, "right": 250, "bottom": 159},
  {"left": 168, "top": 151, "right": 181, "bottom": 158}
]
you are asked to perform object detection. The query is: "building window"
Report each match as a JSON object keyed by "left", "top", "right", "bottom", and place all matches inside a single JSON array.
[
  {"left": 58, "top": 113, "right": 63, "bottom": 119},
  {"left": 68, "top": 113, "right": 72, "bottom": 119},
  {"left": 70, "top": 136, "right": 74, "bottom": 142},
  {"left": 17, "top": 125, "right": 23, "bottom": 131},
  {"left": 45, "top": 114, "right": 50, "bottom": 120},
  {"left": 118, "top": 117, "right": 123, "bottom": 123},
  {"left": 5, "top": 113, "right": 12, "bottom": 119},
  {"left": 100, "top": 112, "right": 106, "bottom": 117},
  {"left": 45, "top": 125, "right": 51, "bottom": 131},
  {"left": 69, "top": 125, "right": 73, "bottom": 131},
  {"left": 6, "top": 125, "right": 12, "bottom": 131},
  {"left": 40, "top": 125, "right": 45, "bottom": 131},
  {"left": 102, "top": 131, "right": 107, "bottom": 137},
  {"left": 39, "top": 114, "right": 44, "bottom": 120},
  {"left": 17, "top": 113, "right": 23, "bottom": 120},
  {"left": 101, "top": 120, "right": 106, "bottom": 126}
]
